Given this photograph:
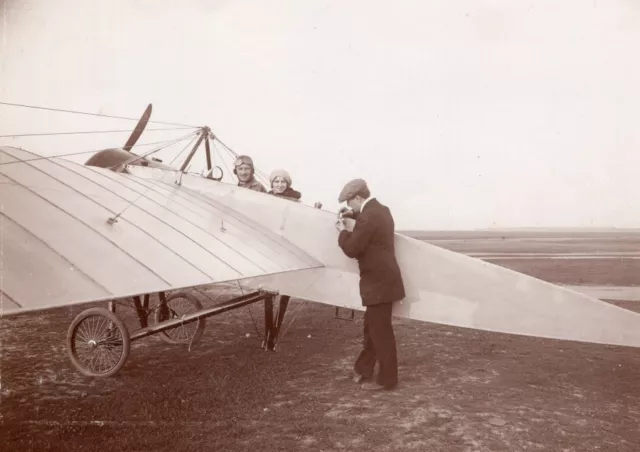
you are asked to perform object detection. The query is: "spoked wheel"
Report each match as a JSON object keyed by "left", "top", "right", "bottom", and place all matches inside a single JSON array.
[
  {"left": 67, "top": 307, "right": 131, "bottom": 377},
  {"left": 154, "top": 291, "right": 206, "bottom": 345}
]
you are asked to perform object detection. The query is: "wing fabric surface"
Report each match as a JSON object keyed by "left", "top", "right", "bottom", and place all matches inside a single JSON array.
[
  {"left": 5, "top": 146, "right": 640, "bottom": 349},
  {"left": 140, "top": 170, "right": 640, "bottom": 349},
  {"left": 0, "top": 147, "right": 321, "bottom": 316}
]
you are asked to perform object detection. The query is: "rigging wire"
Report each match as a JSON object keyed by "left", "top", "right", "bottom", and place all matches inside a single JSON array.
[
  {"left": 106, "top": 130, "right": 201, "bottom": 171},
  {"left": 0, "top": 126, "right": 197, "bottom": 138},
  {"left": 102, "top": 131, "right": 201, "bottom": 221},
  {"left": 213, "top": 135, "right": 269, "bottom": 183},
  {"left": 212, "top": 140, "right": 233, "bottom": 183},
  {"left": 212, "top": 135, "right": 238, "bottom": 157},
  {"left": 272, "top": 271, "right": 324, "bottom": 343},
  {"left": 0, "top": 100, "right": 200, "bottom": 128},
  {"left": 0, "top": 148, "right": 122, "bottom": 166},
  {"left": 1, "top": 100, "right": 272, "bottom": 184},
  {"left": 0, "top": 130, "right": 200, "bottom": 167},
  {"left": 131, "top": 136, "right": 204, "bottom": 149},
  {"left": 170, "top": 132, "right": 201, "bottom": 166},
  {"left": 212, "top": 134, "right": 270, "bottom": 186},
  {"left": 233, "top": 281, "right": 265, "bottom": 337},
  {"left": 215, "top": 141, "right": 240, "bottom": 182}
]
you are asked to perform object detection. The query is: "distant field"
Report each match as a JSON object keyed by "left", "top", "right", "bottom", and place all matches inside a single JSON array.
[
  {"left": 400, "top": 229, "right": 640, "bottom": 286},
  {"left": 401, "top": 229, "right": 640, "bottom": 253},
  {"left": 420, "top": 240, "right": 640, "bottom": 254},
  {"left": 399, "top": 229, "right": 640, "bottom": 241}
]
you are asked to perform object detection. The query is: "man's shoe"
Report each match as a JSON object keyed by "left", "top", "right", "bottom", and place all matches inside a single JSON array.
[
  {"left": 360, "top": 381, "right": 397, "bottom": 391},
  {"left": 351, "top": 372, "right": 368, "bottom": 384}
]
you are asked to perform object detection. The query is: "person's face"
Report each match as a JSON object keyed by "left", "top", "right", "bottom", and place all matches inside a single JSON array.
[
  {"left": 236, "top": 164, "right": 253, "bottom": 182},
  {"left": 347, "top": 196, "right": 364, "bottom": 213},
  {"left": 272, "top": 176, "right": 288, "bottom": 194}
]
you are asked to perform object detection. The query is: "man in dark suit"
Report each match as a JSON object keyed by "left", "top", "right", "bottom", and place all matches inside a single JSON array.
[{"left": 335, "top": 179, "right": 405, "bottom": 391}]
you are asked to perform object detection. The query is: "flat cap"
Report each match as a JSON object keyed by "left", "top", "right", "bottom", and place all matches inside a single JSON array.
[{"left": 338, "top": 178, "right": 368, "bottom": 202}]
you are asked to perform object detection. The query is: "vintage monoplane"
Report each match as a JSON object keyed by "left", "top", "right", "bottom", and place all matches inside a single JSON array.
[{"left": 2, "top": 103, "right": 640, "bottom": 378}]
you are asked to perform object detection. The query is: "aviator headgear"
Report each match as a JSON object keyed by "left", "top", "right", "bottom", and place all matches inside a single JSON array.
[{"left": 233, "top": 155, "right": 255, "bottom": 176}]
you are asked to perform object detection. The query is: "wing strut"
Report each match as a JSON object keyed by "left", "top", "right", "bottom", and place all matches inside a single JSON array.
[
  {"left": 204, "top": 132, "right": 213, "bottom": 172},
  {"left": 179, "top": 127, "right": 209, "bottom": 172},
  {"left": 262, "top": 295, "right": 291, "bottom": 351}
]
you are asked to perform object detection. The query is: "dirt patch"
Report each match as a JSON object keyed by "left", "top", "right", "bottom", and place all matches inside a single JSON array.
[{"left": 1, "top": 295, "right": 640, "bottom": 452}]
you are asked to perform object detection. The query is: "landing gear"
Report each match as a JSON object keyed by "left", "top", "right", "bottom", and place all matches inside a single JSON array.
[
  {"left": 66, "top": 307, "right": 131, "bottom": 377},
  {"left": 66, "top": 289, "right": 271, "bottom": 377},
  {"left": 154, "top": 291, "right": 205, "bottom": 345},
  {"left": 262, "top": 294, "right": 291, "bottom": 351}
]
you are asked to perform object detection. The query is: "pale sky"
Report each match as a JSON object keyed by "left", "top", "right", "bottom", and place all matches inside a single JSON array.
[{"left": 1, "top": 0, "right": 639, "bottom": 230}]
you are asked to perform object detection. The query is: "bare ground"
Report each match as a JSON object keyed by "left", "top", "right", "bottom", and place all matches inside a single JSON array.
[
  {"left": 488, "top": 258, "right": 640, "bottom": 286},
  {"left": 1, "top": 236, "right": 640, "bottom": 452}
]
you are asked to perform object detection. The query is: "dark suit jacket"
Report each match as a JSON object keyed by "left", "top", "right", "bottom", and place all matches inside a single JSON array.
[{"left": 338, "top": 198, "right": 405, "bottom": 306}]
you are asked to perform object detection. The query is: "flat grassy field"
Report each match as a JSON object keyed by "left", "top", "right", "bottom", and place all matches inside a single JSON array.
[
  {"left": 414, "top": 230, "right": 640, "bottom": 286},
  {"left": 1, "top": 231, "right": 639, "bottom": 452},
  {"left": 408, "top": 229, "right": 640, "bottom": 255}
]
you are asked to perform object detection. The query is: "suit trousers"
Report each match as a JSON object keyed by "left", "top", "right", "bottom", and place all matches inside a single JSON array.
[{"left": 353, "top": 301, "right": 398, "bottom": 388}]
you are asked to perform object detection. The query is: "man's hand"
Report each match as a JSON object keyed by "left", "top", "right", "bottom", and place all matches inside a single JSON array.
[
  {"left": 335, "top": 219, "right": 346, "bottom": 232},
  {"left": 338, "top": 207, "right": 356, "bottom": 220}
]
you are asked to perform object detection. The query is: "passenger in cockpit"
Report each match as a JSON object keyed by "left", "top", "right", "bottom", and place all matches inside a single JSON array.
[{"left": 268, "top": 169, "right": 302, "bottom": 202}]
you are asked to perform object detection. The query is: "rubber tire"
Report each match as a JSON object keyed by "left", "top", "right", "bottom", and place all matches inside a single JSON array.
[{"left": 67, "top": 307, "right": 131, "bottom": 378}]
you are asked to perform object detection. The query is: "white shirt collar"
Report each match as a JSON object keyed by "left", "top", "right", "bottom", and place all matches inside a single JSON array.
[{"left": 360, "top": 196, "right": 374, "bottom": 212}]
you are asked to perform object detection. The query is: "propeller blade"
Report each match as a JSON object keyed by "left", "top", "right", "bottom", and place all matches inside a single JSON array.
[{"left": 122, "top": 103, "right": 152, "bottom": 152}]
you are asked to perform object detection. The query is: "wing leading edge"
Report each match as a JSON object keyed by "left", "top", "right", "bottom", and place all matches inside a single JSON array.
[{"left": 0, "top": 147, "right": 323, "bottom": 317}]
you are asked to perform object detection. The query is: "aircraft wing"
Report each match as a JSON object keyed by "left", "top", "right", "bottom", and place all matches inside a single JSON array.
[{"left": 0, "top": 146, "right": 323, "bottom": 317}]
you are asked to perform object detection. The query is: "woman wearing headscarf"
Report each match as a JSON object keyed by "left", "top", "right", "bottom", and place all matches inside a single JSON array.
[{"left": 268, "top": 169, "right": 302, "bottom": 201}]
